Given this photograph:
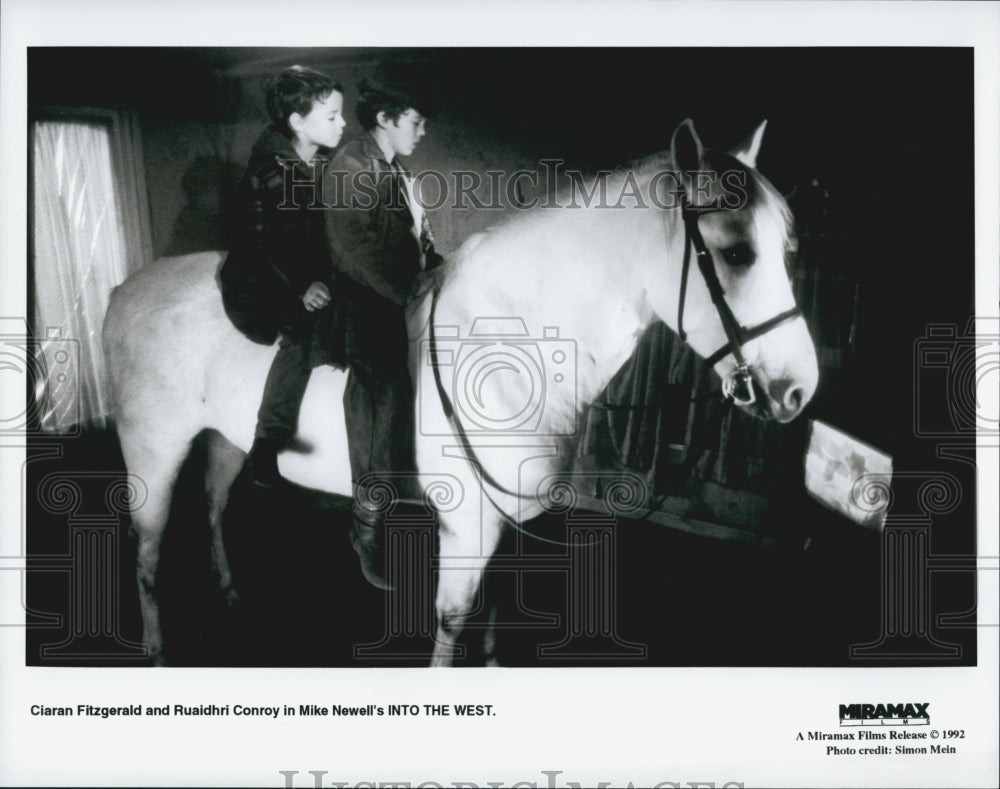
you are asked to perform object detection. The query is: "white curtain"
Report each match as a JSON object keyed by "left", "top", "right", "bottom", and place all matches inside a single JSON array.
[{"left": 32, "top": 113, "right": 152, "bottom": 432}]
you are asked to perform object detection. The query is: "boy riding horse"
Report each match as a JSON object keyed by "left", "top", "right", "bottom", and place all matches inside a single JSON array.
[
  {"left": 221, "top": 65, "right": 347, "bottom": 488},
  {"left": 324, "top": 62, "right": 442, "bottom": 589}
]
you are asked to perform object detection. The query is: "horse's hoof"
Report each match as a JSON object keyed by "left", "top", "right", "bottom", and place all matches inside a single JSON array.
[
  {"left": 429, "top": 651, "right": 456, "bottom": 668},
  {"left": 223, "top": 586, "right": 241, "bottom": 606}
]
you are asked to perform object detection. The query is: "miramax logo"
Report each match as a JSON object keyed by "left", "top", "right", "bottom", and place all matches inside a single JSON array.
[{"left": 839, "top": 703, "right": 930, "bottom": 727}]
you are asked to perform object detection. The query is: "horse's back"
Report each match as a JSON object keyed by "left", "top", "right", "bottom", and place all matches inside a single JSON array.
[
  {"left": 104, "top": 251, "right": 227, "bottom": 369},
  {"left": 104, "top": 251, "right": 353, "bottom": 494},
  {"left": 104, "top": 252, "right": 266, "bottom": 448}
]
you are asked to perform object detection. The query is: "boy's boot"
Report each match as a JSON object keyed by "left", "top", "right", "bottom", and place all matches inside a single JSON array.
[
  {"left": 248, "top": 437, "right": 287, "bottom": 489},
  {"left": 349, "top": 495, "right": 395, "bottom": 591}
]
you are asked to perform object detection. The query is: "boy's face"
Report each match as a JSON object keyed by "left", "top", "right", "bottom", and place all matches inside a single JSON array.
[
  {"left": 292, "top": 90, "right": 346, "bottom": 151},
  {"left": 383, "top": 109, "right": 427, "bottom": 158}
]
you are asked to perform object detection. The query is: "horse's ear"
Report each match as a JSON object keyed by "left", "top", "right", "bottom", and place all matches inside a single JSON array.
[
  {"left": 671, "top": 119, "right": 705, "bottom": 175},
  {"left": 731, "top": 119, "right": 767, "bottom": 169}
]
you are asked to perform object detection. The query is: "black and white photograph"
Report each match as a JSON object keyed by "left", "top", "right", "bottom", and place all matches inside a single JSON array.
[{"left": 2, "top": 2, "right": 998, "bottom": 787}]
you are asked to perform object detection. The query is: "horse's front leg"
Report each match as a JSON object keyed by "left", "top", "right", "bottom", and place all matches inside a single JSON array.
[{"left": 431, "top": 508, "right": 505, "bottom": 667}]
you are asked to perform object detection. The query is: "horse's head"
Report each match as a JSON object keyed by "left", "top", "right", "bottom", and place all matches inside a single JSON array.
[{"left": 647, "top": 119, "right": 818, "bottom": 423}]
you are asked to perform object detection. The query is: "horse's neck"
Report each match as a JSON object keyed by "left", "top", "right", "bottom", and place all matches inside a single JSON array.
[{"left": 440, "top": 200, "right": 674, "bottom": 408}]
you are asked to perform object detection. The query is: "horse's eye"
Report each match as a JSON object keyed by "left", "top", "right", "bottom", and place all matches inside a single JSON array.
[{"left": 721, "top": 242, "right": 755, "bottom": 267}]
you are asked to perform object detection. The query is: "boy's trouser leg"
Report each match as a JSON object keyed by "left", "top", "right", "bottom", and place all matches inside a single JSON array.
[
  {"left": 344, "top": 361, "right": 417, "bottom": 590},
  {"left": 343, "top": 361, "right": 417, "bottom": 493},
  {"left": 251, "top": 334, "right": 311, "bottom": 487},
  {"left": 255, "top": 334, "right": 311, "bottom": 440}
]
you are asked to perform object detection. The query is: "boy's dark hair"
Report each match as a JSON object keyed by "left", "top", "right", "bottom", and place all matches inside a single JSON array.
[
  {"left": 266, "top": 66, "right": 343, "bottom": 139},
  {"left": 356, "top": 61, "right": 439, "bottom": 131}
]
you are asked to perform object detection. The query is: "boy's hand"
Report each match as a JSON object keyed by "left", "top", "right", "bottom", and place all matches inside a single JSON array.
[{"left": 302, "top": 282, "right": 331, "bottom": 311}]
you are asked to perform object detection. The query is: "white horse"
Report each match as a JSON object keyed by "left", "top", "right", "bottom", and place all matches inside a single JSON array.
[{"left": 103, "top": 120, "right": 818, "bottom": 665}]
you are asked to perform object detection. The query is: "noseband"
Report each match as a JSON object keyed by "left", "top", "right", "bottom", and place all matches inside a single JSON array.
[{"left": 675, "top": 196, "right": 802, "bottom": 407}]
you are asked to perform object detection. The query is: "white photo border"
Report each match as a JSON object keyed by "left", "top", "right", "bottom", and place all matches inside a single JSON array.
[{"left": 2, "top": 2, "right": 998, "bottom": 787}]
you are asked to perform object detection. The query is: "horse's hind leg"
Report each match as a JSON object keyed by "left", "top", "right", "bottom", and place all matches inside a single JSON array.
[
  {"left": 119, "top": 428, "right": 192, "bottom": 666},
  {"left": 202, "top": 430, "right": 246, "bottom": 605}
]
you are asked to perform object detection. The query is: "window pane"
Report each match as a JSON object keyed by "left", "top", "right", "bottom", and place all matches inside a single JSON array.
[{"left": 33, "top": 120, "right": 130, "bottom": 431}]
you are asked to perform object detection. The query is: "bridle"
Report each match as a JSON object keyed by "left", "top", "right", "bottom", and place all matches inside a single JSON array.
[{"left": 676, "top": 195, "right": 802, "bottom": 409}]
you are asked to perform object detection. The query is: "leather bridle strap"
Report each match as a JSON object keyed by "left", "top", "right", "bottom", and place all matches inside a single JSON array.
[{"left": 676, "top": 197, "right": 802, "bottom": 396}]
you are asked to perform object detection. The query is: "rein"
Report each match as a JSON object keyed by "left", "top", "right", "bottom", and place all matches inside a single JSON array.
[
  {"left": 427, "top": 291, "right": 605, "bottom": 547},
  {"left": 426, "top": 289, "right": 526, "bottom": 502}
]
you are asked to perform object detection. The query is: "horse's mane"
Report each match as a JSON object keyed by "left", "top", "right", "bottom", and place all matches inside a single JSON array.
[
  {"left": 431, "top": 144, "right": 796, "bottom": 281},
  {"left": 538, "top": 147, "right": 791, "bottom": 238}
]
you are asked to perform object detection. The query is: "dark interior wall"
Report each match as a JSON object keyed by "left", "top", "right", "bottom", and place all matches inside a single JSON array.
[
  {"left": 27, "top": 47, "right": 975, "bottom": 268},
  {"left": 130, "top": 50, "right": 556, "bottom": 257},
  {"left": 140, "top": 120, "right": 241, "bottom": 257}
]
